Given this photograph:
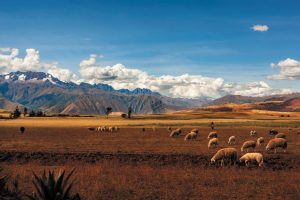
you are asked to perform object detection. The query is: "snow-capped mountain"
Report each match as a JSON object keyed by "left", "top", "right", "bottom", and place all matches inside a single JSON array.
[{"left": 0, "top": 71, "right": 207, "bottom": 114}]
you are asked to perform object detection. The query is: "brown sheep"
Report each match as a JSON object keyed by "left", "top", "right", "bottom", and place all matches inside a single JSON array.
[
  {"left": 208, "top": 138, "right": 218, "bottom": 148},
  {"left": 207, "top": 131, "right": 218, "bottom": 140},
  {"left": 170, "top": 128, "right": 182, "bottom": 137},
  {"left": 184, "top": 132, "right": 198, "bottom": 141},
  {"left": 211, "top": 148, "right": 237, "bottom": 166},
  {"left": 275, "top": 133, "right": 286, "bottom": 139},
  {"left": 266, "top": 138, "right": 288, "bottom": 153},
  {"left": 241, "top": 140, "right": 256, "bottom": 152}
]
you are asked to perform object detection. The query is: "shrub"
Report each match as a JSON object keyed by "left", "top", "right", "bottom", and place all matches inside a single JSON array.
[{"left": 27, "top": 169, "right": 81, "bottom": 200}]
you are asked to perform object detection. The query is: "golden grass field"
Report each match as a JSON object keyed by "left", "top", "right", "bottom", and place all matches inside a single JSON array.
[{"left": 0, "top": 110, "right": 300, "bottom": 199}]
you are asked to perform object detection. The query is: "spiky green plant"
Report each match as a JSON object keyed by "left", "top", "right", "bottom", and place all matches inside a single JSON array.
[
  {"left": 0, "top": 171, "right": 23, "bottom": 200},
  {"left": 27, "top": 169, "right": 81, "bottom": 200}
]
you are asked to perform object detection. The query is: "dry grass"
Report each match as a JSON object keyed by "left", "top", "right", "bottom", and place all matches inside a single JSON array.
[
  {"left": 1, "top": 162, "right": 299, "bottom": 200},
  {"left": 0, "top": 113, "right": 300, "bottom": 199}
]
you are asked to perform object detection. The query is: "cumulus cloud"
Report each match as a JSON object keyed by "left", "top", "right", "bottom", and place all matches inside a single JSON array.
[
  {"left": 0, "top": 47, "right": 293, "bottom": 98},
  {"left": 268, "top": 58, "right": 300, "bottom": 80},
  {"left": 223, "top": 81, "right": 291, "bottom": 97},
  {"left": 78, "top": 55, "right": 290, "bottom": 98},
  {"left": 252, "top": 24, "right": 269, "bottom": 32},
  {"left": 0, "top": 48, "right": 77, "bottom": 82}
]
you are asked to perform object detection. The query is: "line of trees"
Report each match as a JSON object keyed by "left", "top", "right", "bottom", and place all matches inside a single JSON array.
[{"left": 11, "top": 106, "right": 46, "bottom": 119}]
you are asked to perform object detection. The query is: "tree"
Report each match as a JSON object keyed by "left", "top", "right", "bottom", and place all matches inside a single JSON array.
[
  {"left": 128, "top": 106, "right": 132, "bottom": 118},
  {"left": 105, "top": 107, "right": 112, "bottom": 118},
  {"left": 23, "top": 107, "right": 28, "bottom": 117},
  {"left": 12, "top": 106, "right": 21, "bottom": 119},
  {"left": 29, "top": 110, "right": 36, "bottom": 117}
]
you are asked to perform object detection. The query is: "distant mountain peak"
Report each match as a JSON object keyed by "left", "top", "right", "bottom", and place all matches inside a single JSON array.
[{"left": 0, "top": 71, "right": 161, "bottom": 96}]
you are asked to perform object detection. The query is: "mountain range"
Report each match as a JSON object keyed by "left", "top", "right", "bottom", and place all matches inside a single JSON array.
[
  {"left": 1, "top": 71, "right": 299, "bottom": 115},
  {"left": 0, "top": 71, "right": 208, "bottom": 114}
]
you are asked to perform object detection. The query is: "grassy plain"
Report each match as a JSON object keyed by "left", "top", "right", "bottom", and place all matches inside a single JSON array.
[{"left": 0, "top": 110, "right": 299, "bottom": 199}]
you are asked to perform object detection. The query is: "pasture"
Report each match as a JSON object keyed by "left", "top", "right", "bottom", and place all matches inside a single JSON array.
[{"left": 0, "top": 111, "right": 299, "bottom": 199}]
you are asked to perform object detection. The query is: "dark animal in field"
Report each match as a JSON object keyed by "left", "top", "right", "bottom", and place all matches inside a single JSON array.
[
  {"left": 88, "top": 127, "right": 96, "bottom": 131},
  {"left": 20, "top": 127, "right": 25, "bottom": 134},
  {"left": 269, "top": 129, "right": 278, "bottom": 135}
]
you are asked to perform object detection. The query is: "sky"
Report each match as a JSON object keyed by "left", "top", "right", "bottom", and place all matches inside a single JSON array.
[{"left": 0, "top": 0, "right": 300, "bottom": 99}]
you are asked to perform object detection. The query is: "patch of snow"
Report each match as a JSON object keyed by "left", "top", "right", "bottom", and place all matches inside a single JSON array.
[
  {"left": 42, "top": 77, "right": 57, "bottom": 85},
  {"left": 4, "top": 75, "right": 10, "bottom": 80},
  {"left": 18, "top": 74, "right": 26, "bottom": 81}
]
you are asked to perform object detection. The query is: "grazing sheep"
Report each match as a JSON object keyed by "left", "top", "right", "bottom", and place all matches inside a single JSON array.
[
  {"left": 239, "top": 153, "right": 264, "bottom": 167},
  {"left": 170, "top": 128, "right": 182, "bottom": 137},
  {"left": 211, "top": 148, "right": 237, "bottom": 166},
  {"left": 241, "top": 140, "right": 256, "bottom": 152},
  {"left": 250, "top": 130, "right": 257, "bottom": 137},
  {"left": 207, "top": 131, "right": 218, "bottom": 140},
  {"left": 256, "top": 137, "right": 265, "bottom": 146},
  {"left": 20, "top": 127, "right": 25, "bottom": 134},
  {"left": 269, "top": 129, "right": 278, "bottom": 135},
  {"left": 108, "top": 127, "right": 114, "bottom": 132},
  {"left": 275, "top": 133, "right": 286, "bottom": 139},
  {"left": 114, "top": 126, "right": 119, "bottom": 132},
  {"left": 190, "top": 128, "right": 199, "bottom": 134},
  {"left": 208, "top": 138, "right": 218, "bottom": 148},
  {"left": 96, "top": 127, "right": 102, "bottom": 132},
  {"left": 266, "top": 138, "right": 288, "bottom": 153},
  {"left": 228, "top": 136, "right": 236, "bottom": 145},
  {"left": 184, "top": 132, "right": 198, "bottom": 141}
]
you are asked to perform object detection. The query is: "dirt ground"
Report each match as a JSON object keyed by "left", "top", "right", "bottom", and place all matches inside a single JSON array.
[{"left": 0, "top": 116, "right": 299, "bottom": 199}]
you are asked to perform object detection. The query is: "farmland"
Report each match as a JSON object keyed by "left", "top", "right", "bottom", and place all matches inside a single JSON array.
[{"left": 0, "top": 111, "right": 300, "bottom": 199}]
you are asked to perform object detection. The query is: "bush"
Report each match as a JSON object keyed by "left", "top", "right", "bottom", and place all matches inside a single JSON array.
[{"left": 27, "top": 169, "right": 81, "bottom": 200}]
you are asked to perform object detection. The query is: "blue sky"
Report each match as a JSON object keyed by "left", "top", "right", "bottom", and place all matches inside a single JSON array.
[{"left": 0, "top": 0, "right": 300, "bottom": 98}]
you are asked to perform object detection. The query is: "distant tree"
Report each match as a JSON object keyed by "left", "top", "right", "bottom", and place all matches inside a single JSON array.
[
  {"left": 36, "top": 110, "right": 44, "bottom": 117},
  {"left": 23, "top": 107, "right": 28, "bottom": 117},
  {"left": 13, "top": 106, "right": 21, "bottom": 119},
  {"left": 105, "top": 107, "right": 112, "bottom": 118},
  {"left": 29, "top": 110, "right": 36, "bottom": 117},
  {"left": 128, "top": 106, "right": 132, "bottom": 119}
]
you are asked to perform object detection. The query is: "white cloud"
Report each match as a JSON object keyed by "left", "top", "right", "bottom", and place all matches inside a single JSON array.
[
  {"left": 78, "top": 55, "right": 290, "bottom": 98},
  {"left": 223, "top": 81, "right": 291, "bottom": 97},
  {"left": 0, "top": 48, "right": 77, "bottom": 82},
  {"left": 0, "top": 47, "right": 293, "bottom": 99},
  {"left": 268, "top": 58, "right": 300, "bottom": 80},
  {"left": 252, "top": 24, "right": 269, "bottom": 32}
]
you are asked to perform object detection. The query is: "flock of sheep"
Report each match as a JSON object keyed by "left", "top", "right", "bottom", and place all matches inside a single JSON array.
[
  {"left": 169, "top": 127, "right": 289, "bottom": 167},
  {"left": 87, "top": 125, "right": 291, "bottom": 167},
  {"left": 88, "top": 126, "right": 119, "bottom": 132}
]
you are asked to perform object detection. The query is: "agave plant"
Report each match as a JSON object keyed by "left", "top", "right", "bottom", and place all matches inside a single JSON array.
[
  {"left": 27, "top": 169, "right": 81, "bottom": 200},
  {"left": 0, "top": 170, "right": 23, "bottom": 200}
]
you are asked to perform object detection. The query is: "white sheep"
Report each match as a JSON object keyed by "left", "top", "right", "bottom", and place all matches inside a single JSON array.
[
  {"left": 207, "top": 131, "right": 218, "bottom": 140},
  {"left": 256, "top": 137, "right": 265, "bottom": 146},
  {"left": 266, "top": 138, "right": 288, "bottom": 153},
  {"left": 239, "top": 153, "right": 264, "bottom": 167},
  {"left": 228, "top": 136, "right": 236, "bottom": 145},
  {"left": 250, "top": 130, "right": 257, "bottom": 137},
  {"left": 184, "top": 132, "right": 198, "bottom": 141},
  {"left": 190, "top": 128, "right": 199, "bottom": 134},
  {"left": 275, "top": 133, "right": 286, "bottom": 139},
  {"left": 170, "top": 128, "right": 182, "bottom": 137},
  {"left": 108, "top": 126, "right": 114, "bottom": 132},
  {"left": 208, "top": 138, "right": 218, "bottom": 148},
  {"left": 211, "top": 148, "right": 237, "bottom": 166},
  {"left": 241, "top": 140, "right": 256, "bottom": 152},
  {"left": 114, "top": 126, "right": 119, "bottom": 131},
  {"left": 96, "top": 126, "right": 102, "bottom": 132}
]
